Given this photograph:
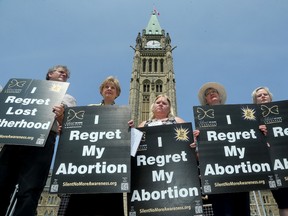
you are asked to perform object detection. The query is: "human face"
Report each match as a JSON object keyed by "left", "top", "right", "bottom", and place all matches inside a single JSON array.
[
  {"left": 153, "top": 96, "right": 170, "bottom": 117},
  {"left": 255, "top": 89, "right": 271, "bottom": 104},
  {"left": 48, "top": 67, "right": 68, "bottom": 82},
  {"left": 101, "top": 82, "right": 117, "bottom": 101},
  {"left": 205, "top": 88, "right": 221, "bottom": 105}
]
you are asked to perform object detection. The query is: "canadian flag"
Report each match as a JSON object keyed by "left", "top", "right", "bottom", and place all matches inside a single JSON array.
[{"left": 153, "top": 7, "right": 160, "bottom": 16}]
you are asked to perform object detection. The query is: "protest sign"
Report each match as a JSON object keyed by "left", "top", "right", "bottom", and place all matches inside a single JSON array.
[
  {"left": 260, "top": 100, "right": 288, "bottom": 188},
  {"left": 0, "top": 78, "right": 69, "bottom": 146},
  {"left": 193, "top": 104, "right": 276, "bottom": 194},
  {"left": 128, "top": 123, "right": 203, "bottom": 216},
  {"left": 50, "top": 105, "right": 131, "bottom": 194}
]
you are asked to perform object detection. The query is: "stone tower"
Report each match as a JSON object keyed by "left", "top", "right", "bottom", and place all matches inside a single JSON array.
[{"left": 129, "top": 10, "right": 178, "bottom": 127}]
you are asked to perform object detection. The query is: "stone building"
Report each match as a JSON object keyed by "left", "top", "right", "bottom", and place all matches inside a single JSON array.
[{"left": 36, "top": 171, "right": 61, "bottom": 216}]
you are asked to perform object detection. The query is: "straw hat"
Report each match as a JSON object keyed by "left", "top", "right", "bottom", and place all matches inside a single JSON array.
[{"left": 198, "top": 82, "right": 227, "bottom": 105}]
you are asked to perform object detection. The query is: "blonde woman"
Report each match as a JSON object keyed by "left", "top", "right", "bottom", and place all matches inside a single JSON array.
[
  {"left": 252, "top": 86, "right": 288, "bottom": 216},
  {"left": 138, "top": 94, "right": 185, "bottom": 127}
]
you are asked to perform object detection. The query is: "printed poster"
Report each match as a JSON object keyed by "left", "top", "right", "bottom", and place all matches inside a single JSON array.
[
  {"left": 259, "top": 100, "right": 288, "bottom": 188},
  {"left": 128, "top": 123, "right": 203, "bottom": 216},
  {"left": 193, "top": 104, "right": 276, "bottom": 194},
  {"left": 50, "top": 105, "right": 131, "bottom": 194},
  {"left": 0, "top": 78, "right": 69, "bottom": 146}
]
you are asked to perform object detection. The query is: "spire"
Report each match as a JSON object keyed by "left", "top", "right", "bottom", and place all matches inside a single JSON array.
[{"left": 145, "top": 10, "right": 162, "bottom": 35}]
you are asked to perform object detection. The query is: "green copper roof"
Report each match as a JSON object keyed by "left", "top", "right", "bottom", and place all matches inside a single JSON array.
[{"left": 145, "top": 11, "right": 162, "bottom": 35}]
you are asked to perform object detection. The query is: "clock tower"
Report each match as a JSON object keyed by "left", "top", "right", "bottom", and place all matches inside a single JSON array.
[{"left": 129, "top": 10, "right": 178, "bottom": 126}]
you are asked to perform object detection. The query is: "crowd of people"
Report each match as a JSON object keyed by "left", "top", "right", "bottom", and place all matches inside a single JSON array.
[{"left": 0, "top": 66, "right": 287, "bottom": 216}]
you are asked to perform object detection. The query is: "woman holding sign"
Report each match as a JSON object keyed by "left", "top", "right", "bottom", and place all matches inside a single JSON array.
[
  {"left": 62, "top": 76, "right": 125, "bottom": 216},
  {"left": 252, "top": 86, "right": 288, "bottom": 216},
  {"left": 193, "top": 82, "right": 251, "bottom": 216}
]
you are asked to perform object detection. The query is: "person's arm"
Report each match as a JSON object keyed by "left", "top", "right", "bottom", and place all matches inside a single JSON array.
[
  {"left": 193, "top": 129, "right": 200, "bottom": 138},
  {"left": 53, "top": 104, "right": 65, "bottom": 124},
  {"left": 53, "top": 104, "right": 65, "bottom": 134},
  {"left": 56, "top": 94, "right": 77, "bottom": 134},
  {"left": 138, "top": 121, "right": 147, "bottom": 128},
  {"left": 190, "top": 129, "right": 200, "bottom": 148},
  {"left": 128, "top": 120, "right": 134, "bottom": 128},
  {"left": 174, "top": 116, "right": 186, "bottom": 123},
  {"left": 190, "top": 129, "right": 200, "bottom": 159},
  {"left": 259, "top": 124, "right": 270, "bottom": 147}
]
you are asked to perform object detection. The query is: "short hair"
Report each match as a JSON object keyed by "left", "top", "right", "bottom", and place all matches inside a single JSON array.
[
  {"left": 149, "top": 94, "right": 175, "bottom": 120},
  {"left": 251, "top": 86, "right": 273, "bottom": 104},
  {"left": 99, "top": 76, "right": 121, "bottom": 98},
  {"left": 46, "top": 65, "right": 70, "bottom": 80}
]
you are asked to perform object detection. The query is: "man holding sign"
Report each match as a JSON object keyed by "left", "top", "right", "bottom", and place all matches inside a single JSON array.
[{"left": 0, "top": 65, "right": 76, "bottom": 216}]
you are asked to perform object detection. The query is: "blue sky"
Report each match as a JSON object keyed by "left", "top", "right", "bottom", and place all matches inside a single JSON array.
[{"left": 1, "top": 0, "right": 288, "bottom": 126}]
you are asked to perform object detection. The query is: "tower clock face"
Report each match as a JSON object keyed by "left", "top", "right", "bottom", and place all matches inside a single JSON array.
[{"left": 146, "top": 40, "right": 161, "bottom": 48}]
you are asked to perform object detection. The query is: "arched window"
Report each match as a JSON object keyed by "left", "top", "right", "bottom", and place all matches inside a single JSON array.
[
  {"left": 143, "top": 80, "right": 150, "bottom": 93},
  {"left": 160, "top": 59, "right": 164, "bottom": 72},
  {"left": 155, "top": 80, "right": 163, "bottom": 93},
  {"left": 154, "top": 59, "right": 158, "bottom": 72},
  {"left": 262, "top": 195, "right": 269, "bottom": 203},
  {"left": 142, "top": 59, "right": 146, "bottom": 72},
  {"left": 148, "top": 59, "right": 152, "bottom": 72},
  {"left": 142, "top": 95, "right": 150, "bottom": 121}
]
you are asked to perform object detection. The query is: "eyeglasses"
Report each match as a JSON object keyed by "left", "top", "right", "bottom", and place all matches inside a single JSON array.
[
  {"left": 54, "top": 70, "right": 67, "bottom": 75},
  {"left": 205, "top": 89, "right": 218, "bottom": 96},
  {"left": 256, "top": 93, "right": 269, "bottom": 98},
  {"left": 53, "top": 70, "right": 69, "bottom": 78}
]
